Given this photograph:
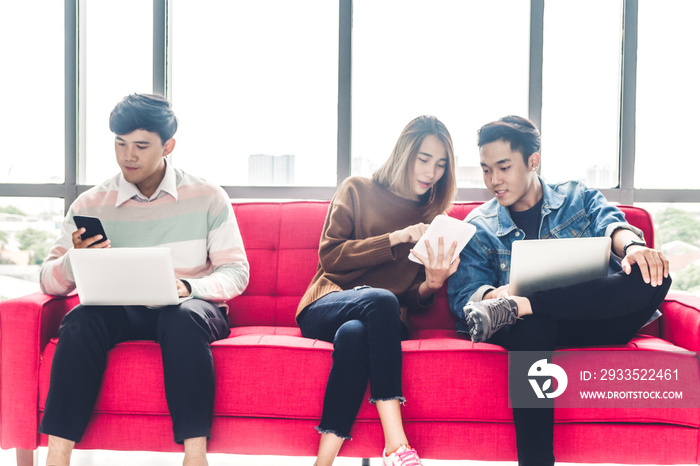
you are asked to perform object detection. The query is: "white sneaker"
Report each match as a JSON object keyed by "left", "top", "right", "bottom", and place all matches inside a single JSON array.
[{"left": 383, "top": 445, "right": 423, "bottom": 466}]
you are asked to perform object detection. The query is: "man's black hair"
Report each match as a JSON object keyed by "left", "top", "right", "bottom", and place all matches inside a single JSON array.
[
  {"left": 109, "top": 93, "right": 178, "bottom": 144},
  {"left": 477, "top": 115, "right": 541, "bottom": 164}
]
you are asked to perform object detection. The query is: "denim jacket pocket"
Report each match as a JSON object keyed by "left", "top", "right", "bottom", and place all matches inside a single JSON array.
[
  {"left": 494, "top": 249, "right": 511, "bottom": 286},
  {"left": 546, "top": 208, "right": 592, "bottom": 239}
]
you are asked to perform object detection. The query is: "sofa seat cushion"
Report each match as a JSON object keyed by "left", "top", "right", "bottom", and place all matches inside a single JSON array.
[
  {"left": 37, "top": 332, "right": 698, "bottom": 429},
  {"left": 37, "top": 332, "right": 512, "bottom": 423},
  {"left": 212, "top": 332, "right": 515, "bottom": 423}
]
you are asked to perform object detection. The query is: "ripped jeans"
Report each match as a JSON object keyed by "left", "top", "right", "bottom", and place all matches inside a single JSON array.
[{"left": 297, "top": 287, "right": 407, "bottom": 439}]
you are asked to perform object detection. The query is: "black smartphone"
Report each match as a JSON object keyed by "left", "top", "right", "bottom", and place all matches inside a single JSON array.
[{"left": 73, "top": 215, "right": 108, "bottom": 246}]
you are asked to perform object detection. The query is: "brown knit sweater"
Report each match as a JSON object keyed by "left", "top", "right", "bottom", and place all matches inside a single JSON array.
[{"left": 296, "top": 177, "right": 437, "bottom": 320}]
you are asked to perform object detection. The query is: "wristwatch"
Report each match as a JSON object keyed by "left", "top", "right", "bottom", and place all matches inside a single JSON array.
[{"left": 623, "top": 239, "right": 647, "bottom": 256}]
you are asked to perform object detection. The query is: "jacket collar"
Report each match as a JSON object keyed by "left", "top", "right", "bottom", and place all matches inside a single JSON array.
[{"left": 487, "top": 177, "right": 566, "bottom": 238}]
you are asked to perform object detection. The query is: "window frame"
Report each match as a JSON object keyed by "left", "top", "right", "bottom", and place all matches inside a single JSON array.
[{"left": 0, "top": 0, "right": 697, "bottom": 214}]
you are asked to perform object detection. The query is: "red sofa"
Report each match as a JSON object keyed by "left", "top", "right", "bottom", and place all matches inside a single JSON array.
[{"left": 1, "top": 201, "right": 699, "bottom": 465}]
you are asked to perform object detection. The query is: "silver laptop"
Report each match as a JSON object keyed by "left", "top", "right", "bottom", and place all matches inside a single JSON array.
[
  {"left": 69, "top": 247, "right": 182, "bottom": 306},
  {"left": 509, "top": 237, "right": 611, "bottom": 296}
]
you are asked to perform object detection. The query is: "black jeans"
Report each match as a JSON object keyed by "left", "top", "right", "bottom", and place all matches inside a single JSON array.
[
  {"left": 488, "top": 265, "right": 672, "bottom": 466},
  {"left": 297, "top": 287, "right": 406, "bottom": 439},
  {"left": 39, "top": 299, "right": 231, "bottom": 444}
]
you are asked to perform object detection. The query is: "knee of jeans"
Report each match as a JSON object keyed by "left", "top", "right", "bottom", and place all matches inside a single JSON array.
[
  {"left": 360, "top": 288, "right": 400, "bottom": 318},
  {"left": 660, "top": 273, "right": 673, "bottom": 293},
  {"left": 333, "top": 320, "right": 368, "bottom": 359},
  {"left": 59, "top": 305, "right": 107, "bottom": 337},
  {"left": 645, "top": 273, "right": 673, "bottom": 311},
  {"left": 630, "top": 265, "right": 673, "bottom": 302},
  {"left": 157, "top": 305, "right": 208, "bottom": 339}
]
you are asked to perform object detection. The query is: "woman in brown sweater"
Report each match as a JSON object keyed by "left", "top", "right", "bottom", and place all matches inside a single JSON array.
[{"left": 296, "top": 115, "right": 458, "bottom": 466}]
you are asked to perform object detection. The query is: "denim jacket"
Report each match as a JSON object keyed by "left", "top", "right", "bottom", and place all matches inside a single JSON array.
[{"left": 447, "top": 178, "right": 643, "bottom": 329}]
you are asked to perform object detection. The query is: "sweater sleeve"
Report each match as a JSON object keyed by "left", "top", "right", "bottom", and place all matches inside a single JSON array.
[
  {"left": 318, "top": 181, "right": 398, "bottom": 273},
  {"left": 39, "top": 211, "right": 79, "bottom": 296},
  {"left": 400, "top": 268, "right": 434, "bottom": 314},
  {"left": 185, "top": 188, "right": 249, "bottom": 302}
]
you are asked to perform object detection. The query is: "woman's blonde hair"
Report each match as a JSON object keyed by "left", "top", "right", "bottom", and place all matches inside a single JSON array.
[{"left": 373, "top": 115, "right": 456, "bottom": 218}]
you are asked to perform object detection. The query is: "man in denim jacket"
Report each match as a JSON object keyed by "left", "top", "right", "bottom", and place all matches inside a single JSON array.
[{"left": 447, "top": 116, "right": 671, "bottom": 466}]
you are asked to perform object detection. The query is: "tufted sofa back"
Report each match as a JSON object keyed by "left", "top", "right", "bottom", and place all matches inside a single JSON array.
[{"left": 228, "top": 201, "right": 655, "bottom": 332}]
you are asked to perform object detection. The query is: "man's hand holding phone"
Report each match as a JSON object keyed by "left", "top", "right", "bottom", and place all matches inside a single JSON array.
[
  {"left": 72, "top": 215, "right": 111, "bottom": 249},
  {"left": 72, "top": 228, "right": 111, "bottom": 249}
]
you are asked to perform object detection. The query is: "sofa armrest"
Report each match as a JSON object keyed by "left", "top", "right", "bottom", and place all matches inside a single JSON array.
[
  {"left": 658, "top": 292, "right": 700, "bottom": 352},
  {"left": 0, "top": 292, "right": 79, "bottom": 449}
]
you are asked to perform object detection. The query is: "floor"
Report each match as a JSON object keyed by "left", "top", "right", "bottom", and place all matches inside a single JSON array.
[
  {"left": 0, "top": 448, "right": 512, "bottom": 465},
  {"left": 0, "top": 448, "right": 685, "bottom": 466}
]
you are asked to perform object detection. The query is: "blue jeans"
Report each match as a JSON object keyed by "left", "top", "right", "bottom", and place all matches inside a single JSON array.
[{"left": 297, "top": 287, "right": 406, "bottom": 439}]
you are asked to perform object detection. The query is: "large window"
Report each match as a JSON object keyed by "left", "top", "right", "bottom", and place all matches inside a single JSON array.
[
  {"left": 84, "top": 0, "right": 153, "bottom": 184},
  {"left": 631, "top": 1, "right": 700, "bottom": 296},
  {"left": 0, "top": 197, "right": 63, "bottom": 299},
  {"left": 635, "top": 0, "right": 700, "bottom": 190},
  {"left": 638, "top": 203, "right": 700, "bottom": 296},
  {"left": 2, "top": 1, "right": 700, "bottom": 299},
  {"left": 0, "top": 2, "right": 66, "bottom": 298},
  {"left": 541, "top": 0, "right": 622, "bottom": 187},
  {"left": 171, "top": 0, "right": 339, "bottom": 187},
  {"left": 352, "top": 0, "right": 530, "bottom": 188},
  {"left": 0, "top": 1, "right": 64, "bottom": 185}
]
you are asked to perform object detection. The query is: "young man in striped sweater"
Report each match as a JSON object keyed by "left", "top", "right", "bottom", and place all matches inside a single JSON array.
[{"left": 38, "top": 94, "right": 249, "bottom": 466}]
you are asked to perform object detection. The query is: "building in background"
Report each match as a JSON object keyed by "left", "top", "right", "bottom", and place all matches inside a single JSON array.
[{"left": 248, "top": 154, "right": 295, "bottom": 186}]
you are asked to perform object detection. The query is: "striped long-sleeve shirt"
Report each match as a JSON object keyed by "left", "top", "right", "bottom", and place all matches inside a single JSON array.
[{"left": 40, "top": 162, "right": 249, "bottom": 304}]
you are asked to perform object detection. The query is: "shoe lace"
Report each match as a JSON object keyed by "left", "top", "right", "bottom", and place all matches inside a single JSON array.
[
  {"left": 487, "top": 298, "right": 517, "bottom": 330},
  {"left": 394, "top": 447, "right": 422, "bottom": 466}
]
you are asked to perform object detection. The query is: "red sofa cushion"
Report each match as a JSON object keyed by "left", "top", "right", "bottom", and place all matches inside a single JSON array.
[{"left": 228, "top": 202, "right": 328, "bottom": 328}]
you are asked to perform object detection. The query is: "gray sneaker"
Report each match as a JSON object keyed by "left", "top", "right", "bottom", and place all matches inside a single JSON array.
[{"left": 464, "top": 297, "right": 519, "bottom": 343}]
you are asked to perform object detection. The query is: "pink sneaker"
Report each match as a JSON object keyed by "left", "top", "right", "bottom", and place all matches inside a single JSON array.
[{"left": 383, "top": 445, "right": 423, "bottom": 466}]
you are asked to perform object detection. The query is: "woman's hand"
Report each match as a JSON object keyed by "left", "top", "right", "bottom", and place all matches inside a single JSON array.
[
  {"left": 389, "top": 223, "right": 429, "bottom": 247},
  {"left": 412, "top": 237, "right": 460, "bottom": 297}
]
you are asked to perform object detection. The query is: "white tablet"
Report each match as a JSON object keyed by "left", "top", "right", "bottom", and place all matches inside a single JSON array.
[{"left": 408, "top": 215, "right": 476, "bottom": 264}]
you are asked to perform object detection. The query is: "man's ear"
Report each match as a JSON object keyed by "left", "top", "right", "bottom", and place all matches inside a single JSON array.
[
  {"left": 162, "top": 138, "right": 176, "bottom": 157},
  {"left": 528, "top": 152, "right": 540, "bottom": 172}
]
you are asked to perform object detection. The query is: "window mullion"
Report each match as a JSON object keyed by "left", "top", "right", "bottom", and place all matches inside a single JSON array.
[
  {"left": 153, "top": 0, "right": 167, "bottom": 96},
  {"left": 529, "top": 0, "right": 544, "bottom": 131},
  {"left": 337, "top": 0, "right": 352, "bottom": 186},
  {"left": 64, "top": 0, "right": 79, "bottom": 214},
  {"left": 619, "top": 0, "right": 639, "bottom": 204}
]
